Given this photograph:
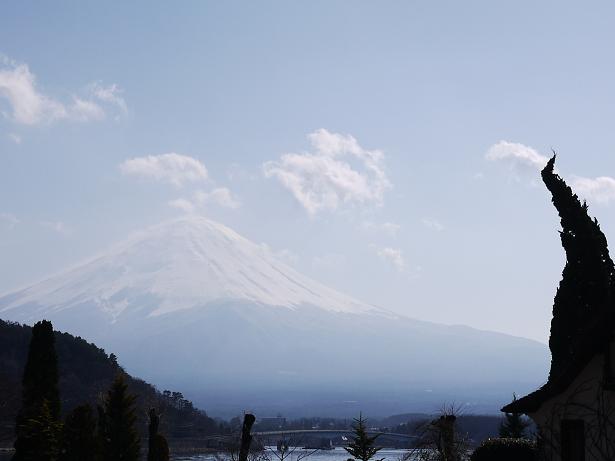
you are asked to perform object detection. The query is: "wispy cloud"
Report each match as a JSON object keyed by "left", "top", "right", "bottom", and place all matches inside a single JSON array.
[
  {"left": 168, "top": 187, "right": 241, "bottom": 214},
  {"left": 486, "top": 140, "right": 615, "bottom": 206},
  {"left": 120, "top": 153, "right": 241, "bottom": 213},
  {"left": 0, "top": 56, "right": 125, "bottom": 125},
  {"left": 194, "top": 187, "right": 241, "bottom": 209},
  {"left": 0, "top": 212, "right": 19, "bottom": 228},
  {"left": 421, "top": 217, "right": 444, "bottom": 232},
  {"left": 120, "top": 153, "right": 208, "bottom": 187},
  {"left": 263, "top": 129, "right": 391, "bottom": 215},
  {"left": 372, "top": 245, "right": 406, "bottom": 272},
  {"left": 88, "top": 82, "right": 127, "bottom": 117},
  {"left": 361, "top": 220, "right": 400, "bottom": 236},
  {"left": 571, "top": 176, "right": 615, "bottom": 204},
  {"left": 168, "top": 198, "right": 196, "bottom": 213},
  {"left": 69, "top": 97, "right": 105, "bottom": 122},
  {"left": 485, "top": 141, "right": 549, "bottom": 172},
  {"left": 40, "top": 220, "right": 72, "bottom": 236}
]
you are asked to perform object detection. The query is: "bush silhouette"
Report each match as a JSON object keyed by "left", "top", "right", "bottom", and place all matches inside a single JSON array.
[{"left": 471, "top": 437, "right": 536, "bottom": 461}]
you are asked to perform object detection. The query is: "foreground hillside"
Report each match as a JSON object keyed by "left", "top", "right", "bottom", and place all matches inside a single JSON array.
[{"left": 0, "top": 318, "right": 221, "bottom": 447}]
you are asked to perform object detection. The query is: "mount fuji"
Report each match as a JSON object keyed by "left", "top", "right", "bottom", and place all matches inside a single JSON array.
[{"left": 0, "top": 216, "right": 549, "bottom": 417}]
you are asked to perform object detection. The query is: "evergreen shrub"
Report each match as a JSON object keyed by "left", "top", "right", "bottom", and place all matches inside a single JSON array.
[{"left": 470, "top": 437, "right": 536, "bottom": 461}]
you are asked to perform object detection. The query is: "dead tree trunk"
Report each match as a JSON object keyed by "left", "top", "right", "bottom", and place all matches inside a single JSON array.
[{"left": 239, "top": 413, "right": 256, "bottom": 461}]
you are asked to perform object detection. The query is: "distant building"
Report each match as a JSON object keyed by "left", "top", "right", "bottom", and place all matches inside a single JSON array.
[{"left": 503, "top": 157, "right": 615, "bottom": 461}]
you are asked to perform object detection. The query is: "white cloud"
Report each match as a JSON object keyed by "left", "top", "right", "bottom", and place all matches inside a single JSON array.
[
  {"left": 373, "top": 245, "right": 406, "bottom": 272},
  {"left": 361, "top": 220, "right": 400, "bottom": 236},
  {"left": 120, "top": 153, "right": 208, "bottom": 187},
  {"left": 421, "top": 217, "right": 444, "bottom": 232},
  {"left": 40, "top": 220, "right": 72, "bottom": 236},
  {"left": 485, "top": 141, "right": 549, "bottom": 171},
  {"left": 88, "top": 82, "right": 127, "bottom": 115},
  {"left": 570, "top": 176, "right": 615, "bottom": 204},
  {"left": 168, "top": 188, "right": 241, "bottom": 214},
  {"left": 381, "top": 222, "right": 400, "bottom": 235},
  {"left": 122, "top": 155, "right": 241, "bottom": 213},
  {"left": 0, "top": 212, "right": 19, "bottom": 228},
  {"left": 194, "top": 187, "right": 241, "bottom": 209},
  {"left": 168, "top": 198, "right": 196, "bottom": 213},
  {"left": 0, "top": 61, "right": 66, "bottom": 124},
  {"left": 69, "top": 97, "right": 105, "bottom": 122},
  {"left": 263, "top": 129, "right": 391, "bottom": 215},
  {"left": 486, "top": 140, "right": 615, "bottom": 206},
  {"left": 0, "top": 56, "right": 125, "bottom": 125}
]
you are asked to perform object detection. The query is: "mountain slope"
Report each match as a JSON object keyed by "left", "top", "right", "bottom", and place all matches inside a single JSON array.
[{"left": 0, "top": 216, "right": 550, "bottom": 417}]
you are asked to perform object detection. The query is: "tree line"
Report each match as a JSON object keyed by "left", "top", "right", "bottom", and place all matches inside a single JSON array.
[
  {"left": 1, "top": 318, "right": 226, "bottom": 449},
  {"left": 0, "top": 321, "right": 230, "bottom": 461},
  {"left": 10, "top": 319, "right": 193, "bottom": 460}
]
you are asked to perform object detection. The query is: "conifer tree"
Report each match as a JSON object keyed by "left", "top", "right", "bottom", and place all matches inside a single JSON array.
[
  {"left": 13, "top": 320, "right": 61, "bottom": 461},
  {"left": 60, "top": 404, "right": 100, "bottom": 461},
  {"left": 541, "top": 155, "right": 615, "bottom": 379},
  {"left": 499, "top": 395, "right": 530, "bottom": 438},
  {"left": 100, "top": 375, "right": 140, "bottom": 461},
  {"left": 18, "top": 320, "right": 60, "bottom": 418},
  {"left": 14, "top": 400, "right": 62, "bottom": 461},
  {"left": 344, "top": 414, "right": 383, "bottom": 461}
]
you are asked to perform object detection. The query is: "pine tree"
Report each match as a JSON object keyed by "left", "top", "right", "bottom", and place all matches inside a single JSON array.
[
  {"left": 541, "top": 155, "right": 615, "bottom": 379},
  {"left": 499, "top": 395, "right": 530, "bottom": 438},
  {"left": 14, "top": 400, "right": 62, "bottom": 461},
  {"left": 60, "top": 404, "right": 100, "bottom": 461},
  {"left": 13, "top": 320, "right": 61, "bottom": 461},
  {"left": 344, "top": 414, "right": 383, "bottom": 461},
  {"left": 100, "top": 375, "right": 140, "bottom": 461}
]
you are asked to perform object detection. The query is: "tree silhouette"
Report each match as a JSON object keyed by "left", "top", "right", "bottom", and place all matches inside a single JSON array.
[
  {"left": 18, "top": 320, "right": 60, "bottom": 418},
  {"left": 409, "top": 407, "right": 469, "bottom": 461},
  {"left": 13, "top": 319, "right": 61, "bottom": 461},
  {"left": 541, "top": 155, "right": 615, "bottom": 380},
  {"left": 100, "top": 374, "right": 140, "bottom": 461},
  {"left": 60, "top": 404, "right": 100, "bottom": 461},
  {"left": 147, "top": 408, "right": 169, "bottom": 461},
  {"left": 344, "top": 414, "right": 383, "bottom": 461},
  {"left": 13, "top": 400, "right": 62, "bottom": 461},
  {"left": 499, "top": 395, "right": 529, "bottom": 438}
]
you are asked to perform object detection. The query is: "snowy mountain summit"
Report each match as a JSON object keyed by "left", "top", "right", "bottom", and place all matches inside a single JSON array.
[
  {"left": 0, "top": 216, "right": 377, "bottom": 322},
  {"left": 0, "top": 216, "right": 550, "bottom": 417}
]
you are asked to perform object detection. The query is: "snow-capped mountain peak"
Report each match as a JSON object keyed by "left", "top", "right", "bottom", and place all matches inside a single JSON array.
[
  {"left": 0, "top": 216, "right": 550, "bottom": 418},
  {"left": 0, "top": 216, "right": 376, "bottom": 321}
]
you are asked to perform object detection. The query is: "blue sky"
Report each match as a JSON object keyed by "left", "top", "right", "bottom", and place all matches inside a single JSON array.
[{"left": 2, "top": 1, "right": 615, "bottom": 342}]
